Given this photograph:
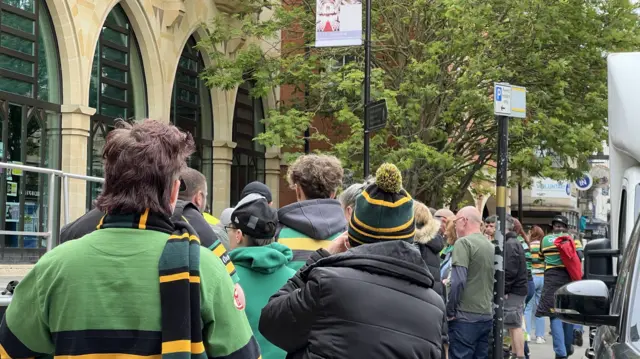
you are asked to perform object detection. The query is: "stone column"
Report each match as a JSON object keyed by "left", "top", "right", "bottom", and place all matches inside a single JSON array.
[
  {"left": 212, "top": 140, "right": 236, "bottom": 217},
  {"left": 60, "top": 105, "right": 95, "bottom": 225},
  {"left": 265, "top": 151, "right": 282, "bottom": 208}
]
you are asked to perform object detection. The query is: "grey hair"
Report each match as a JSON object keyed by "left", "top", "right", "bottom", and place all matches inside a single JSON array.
[{"left": 338, "top": 176, "right": 375, "bottom": 209}]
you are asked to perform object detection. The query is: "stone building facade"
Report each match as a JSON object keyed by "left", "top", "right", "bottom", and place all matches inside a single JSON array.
[{"left": 0, "top": 0, "right": 281, "bottom": 262}]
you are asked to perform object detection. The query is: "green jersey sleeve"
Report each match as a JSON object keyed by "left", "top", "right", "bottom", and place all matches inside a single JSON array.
[
  {"left": 0, "top": 263, "right": 54, "bottom": 358},
  {"left": 199, "top": 247, "right": 260, "bottom": 358}
]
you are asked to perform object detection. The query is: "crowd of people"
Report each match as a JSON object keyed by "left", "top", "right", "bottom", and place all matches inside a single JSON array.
[{"left": 0, "top": 120, "right": 585, "bottom": 359}]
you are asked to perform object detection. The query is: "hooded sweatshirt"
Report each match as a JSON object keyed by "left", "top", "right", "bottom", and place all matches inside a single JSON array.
[
  {"left": 230, "top": 243, "right": 296, "bottom": 359},
  {"left": 275, "top": 199, "right": 347, "bottom": 271}
]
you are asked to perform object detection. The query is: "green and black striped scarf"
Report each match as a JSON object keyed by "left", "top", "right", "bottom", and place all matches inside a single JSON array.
[{"left": 97, "top": 209, "right": 206, "bottom": 359}]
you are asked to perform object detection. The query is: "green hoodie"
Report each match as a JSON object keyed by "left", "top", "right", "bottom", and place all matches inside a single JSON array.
[{"left": 230, "top": 242, "right": 296, "bottom": 359}]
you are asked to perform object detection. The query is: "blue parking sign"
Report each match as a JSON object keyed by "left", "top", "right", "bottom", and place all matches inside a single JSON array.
[
  {"left": 496, "top": 87, "right": 502, "bottom": 101},
  {"left": 575, "top": 174, "right": 593, "bottom": 191}
]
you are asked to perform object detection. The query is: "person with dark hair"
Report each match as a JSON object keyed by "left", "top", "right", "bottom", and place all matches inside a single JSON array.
[
  {"left": 536, "top": 215, "right": 583, "bottom": 359},
  {"left": 276, "top": 154, "right": 347, "bottom": 270},
  {"left": 171, "top": 167, "right": 240, "bottom": 284},
  {"left": 0, "top": 120, "right": 259, "bottom": 358},
  {"left": 513, "top": 219, "right": 535, "bottom": 307},
  {"left": 177, "top": 167, "right": 208, "bottom": 208},
  {"left": 226, "top": 195, "right": 293, "bottom": 359},
  {"left": 484, "top": 215, "right": 497, "bottom": 241},
  {"left": 260, "top": 163, "right": 446, "bottom": 359}
]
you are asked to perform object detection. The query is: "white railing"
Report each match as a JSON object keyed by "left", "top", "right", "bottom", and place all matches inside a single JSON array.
[
  {"left": 0, "top": 162, "right": 104, "bottom": 252},
  {"left": 61, "top": 172, "right": 104, "bottom": 226}
]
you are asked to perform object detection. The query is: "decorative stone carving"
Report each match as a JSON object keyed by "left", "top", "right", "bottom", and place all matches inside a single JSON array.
[{"left": 152, "top": 0, "right": 185, "bottom": 30}]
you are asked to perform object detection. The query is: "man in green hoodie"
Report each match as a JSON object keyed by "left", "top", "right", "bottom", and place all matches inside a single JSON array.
[
  {"left": 276, "top": 154, "right": 347, "bottom": 270},
  {"left": 227, "top": 194, "right": 295, "bottom": 359}
]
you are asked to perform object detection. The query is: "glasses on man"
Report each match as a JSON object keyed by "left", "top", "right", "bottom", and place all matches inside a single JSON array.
[{"left": 453, "top": 217, "right": 467, "bottom": 224}]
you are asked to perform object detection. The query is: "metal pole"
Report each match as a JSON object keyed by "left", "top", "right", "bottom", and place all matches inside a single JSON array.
[
  {"left": 492, "top": 115, "right": 509, "bottom": 359},
  {"left": 63, "top": 175, "right": 70, "bottom": 226},
  {"left": 304, "top": 42, "right": 311, "bottom": 154},
  {"left": 518, "top": 181, "right": 523, "bottom": 223},
  {"left": 363, "top": 0, "right": 372, "bottom": 178},
  {"left": 46, "top": 173, "right": 56, "bottom": 252}
]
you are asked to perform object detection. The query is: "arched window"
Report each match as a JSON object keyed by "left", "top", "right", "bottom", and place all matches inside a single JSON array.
[
  {"left": 0, "top": 0, "right": 61, "bottom": 260},
  {"left": 170, "top": 36, "right": 213, "bottom": 209},
  {"left": 230, "top": 81, "right": 265, "bottom": 206},
  {"left": 87, "top": 4, "right": 147, "bottom": 207}
]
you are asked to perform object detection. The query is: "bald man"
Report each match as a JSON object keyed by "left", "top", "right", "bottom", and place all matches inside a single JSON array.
[{"left": 447, "top": 206, "right": 495, "bottom": 359}]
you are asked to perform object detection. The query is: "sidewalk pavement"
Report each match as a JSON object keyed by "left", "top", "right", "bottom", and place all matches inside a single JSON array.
[{"left": 528, "top": 329, "right": 589, "bottom": 359}]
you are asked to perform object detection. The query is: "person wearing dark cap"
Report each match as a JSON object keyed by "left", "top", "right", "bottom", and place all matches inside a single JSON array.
[
  {"left": 241, "top": 181, "right": 274, "bottom": 205},
  {"left": 536, "top": 215, "right": 583, "bottom": 359},
  {"left": 260, "top": 163, "right": 446, "bottom": 359},
  {"left": 226, "top": 195, "right": 294, "bottom": 359}
]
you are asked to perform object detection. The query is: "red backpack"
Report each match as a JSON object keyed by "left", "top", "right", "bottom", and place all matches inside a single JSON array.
[{"left": 553, "top": 235, "right": 583, "bottom": 281}]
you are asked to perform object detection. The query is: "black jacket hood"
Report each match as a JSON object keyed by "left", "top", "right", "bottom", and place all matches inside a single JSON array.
[{"left": 305, "top": 241, "right": 434, "bottom": 289}]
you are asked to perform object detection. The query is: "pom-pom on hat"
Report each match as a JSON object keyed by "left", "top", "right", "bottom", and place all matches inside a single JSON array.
[{"left": 348, "top": 163, "right": 415, "bottom": 246}]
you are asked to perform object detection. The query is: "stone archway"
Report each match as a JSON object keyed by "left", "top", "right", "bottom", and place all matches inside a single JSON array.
[
  {"left": 116, "top": 0, "right": 164, "bottom": 119},
  {"left": 45, "top": 0, "right": 84, "bottom": 105},
  {"left": 484, "top": 195, "right": 497, "bottom": 216}
]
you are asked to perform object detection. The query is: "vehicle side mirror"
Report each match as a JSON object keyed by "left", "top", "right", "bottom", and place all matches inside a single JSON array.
[
  {"left": 583, "top": 238, "right": 619, "bottom": 289},
  {"left": 555, "top": 280, "right": 619, "bottom": 327}
]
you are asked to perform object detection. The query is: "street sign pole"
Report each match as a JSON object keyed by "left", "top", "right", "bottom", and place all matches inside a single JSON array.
[
  {"left": 493, "top": 114, "right": 509, "bottom": 359},
  {"left": 363, "top": 0, "right": 372, "bottom": 178},
  {"left": 491, "top": 82, "right": 525, "bottom": 359}
]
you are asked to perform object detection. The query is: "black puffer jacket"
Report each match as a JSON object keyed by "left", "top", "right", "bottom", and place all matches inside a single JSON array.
[{"left": 260, "top": 241, "right": 446, "bottom": 359}]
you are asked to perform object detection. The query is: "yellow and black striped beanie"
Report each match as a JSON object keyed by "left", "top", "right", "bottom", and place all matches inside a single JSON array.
[{"left": 348, "top": 163, "right": 415, "bottom": 246}]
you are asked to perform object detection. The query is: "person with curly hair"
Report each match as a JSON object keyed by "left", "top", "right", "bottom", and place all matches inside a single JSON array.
[{"left": 276, "top": 154, "right": 347, "bottom": 270}]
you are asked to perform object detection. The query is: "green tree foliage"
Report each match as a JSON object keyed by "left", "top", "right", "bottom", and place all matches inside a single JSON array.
[{"left": 199, "top": 0, "right": 640, "bottom": 208}]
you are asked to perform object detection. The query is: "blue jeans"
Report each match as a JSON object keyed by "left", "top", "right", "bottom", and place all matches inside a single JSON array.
[
  {"left": 550, "top": 317, "right": 574, "bottom": 356},
  {"left": 448, "top": 319, "right": 492, "bottom": 359},
  {"left": 525, "top": 275, "right": 546, "bottom": 338}
]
